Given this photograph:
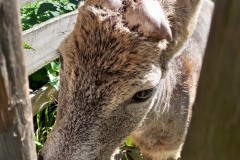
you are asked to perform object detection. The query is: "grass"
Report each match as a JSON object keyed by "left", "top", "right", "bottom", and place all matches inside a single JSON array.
[
  {"left": 21, "top": 0, "right": 80, "bottom": 30},
  {"left": 21, "top": 0, "right": 77, "bottom": 153},
  {"left": 21, "top": 0, "right": 79, "bottom": 91},
  {"left": 34, "top": 102, "right": 57, "bottom": 151}
]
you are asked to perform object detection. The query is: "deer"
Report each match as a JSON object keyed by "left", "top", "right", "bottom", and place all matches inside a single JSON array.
[{"left": 39, "top": 0, "right": 214, "bottom": 159}]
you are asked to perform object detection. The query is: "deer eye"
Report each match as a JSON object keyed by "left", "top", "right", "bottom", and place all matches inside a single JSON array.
[{"left": 132, "top": 88, "right": 155, "bottom": 103}]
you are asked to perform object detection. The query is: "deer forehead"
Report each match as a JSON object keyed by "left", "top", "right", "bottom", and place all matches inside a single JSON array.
[
  {"left": 64, "top": 7, "right": 166, "bottom": 75},
  {"left": 84, "top": 0, "right": 172, "bottom": 41},
  {"left": 59, "top": 1, "right": 169, "bottom": 91}
]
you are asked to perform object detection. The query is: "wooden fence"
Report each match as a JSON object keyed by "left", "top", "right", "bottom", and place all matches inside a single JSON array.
[
  {"left": 21, "top": 1, "right": 83, "bottom": 116},
  {"left": 0, "top": 0, "right": 38, "bottom": 159},
  {"left": 0, "top": 0, "right": 239, "bottom": 159},
  {"left": 181, "top": 0, "right": 240, "bottom": 159},
  {"left": 0, "top": 0, "right": 82, "bottom": 159}
]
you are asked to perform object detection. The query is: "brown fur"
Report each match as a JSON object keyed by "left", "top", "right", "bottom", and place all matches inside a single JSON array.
[{"left": 40, "top": 0, "right": 214, "bottom": 160}]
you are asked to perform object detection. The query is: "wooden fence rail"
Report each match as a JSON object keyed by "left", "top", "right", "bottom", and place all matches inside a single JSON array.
[
  {"left": 23, "top": 11, "right": 78, "bottom": 75},
  {"left": 20, "top": 0, "right": 39, "bottom": 7},
  {"left": 20, "top": 1, "right": 83, "bottom": 115},
  {"left": 0, "top": 1, "right": 81, "bottom": 159},
  {"left": 21, "top": 0, "right": 84, "bottom": 75}
]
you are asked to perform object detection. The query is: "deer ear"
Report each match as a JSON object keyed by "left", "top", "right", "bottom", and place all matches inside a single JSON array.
[{"left": 123, "top": 0, "right": 172, "bottom": 41}]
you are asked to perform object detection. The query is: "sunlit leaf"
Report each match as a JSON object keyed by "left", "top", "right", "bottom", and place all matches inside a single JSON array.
[
  {"left": 125, "top": 137, "right": 133, "bottom": 147},
  {"left": 23, "top": 42, "right": 35, "bottom": 50}
]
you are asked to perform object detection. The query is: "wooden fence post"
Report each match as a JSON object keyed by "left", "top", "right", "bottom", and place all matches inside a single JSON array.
[
  {"left": 182, "top": 0, "right": 240, "bottom": 159},
  {"left": 0, "top": 0, "right": 37, "bottom": 159}
]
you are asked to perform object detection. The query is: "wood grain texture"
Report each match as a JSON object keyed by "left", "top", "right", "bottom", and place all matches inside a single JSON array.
[
  {"left": 31, "top": 84, "right": 58, "bottom": 116},
  {"left": 0, "top": 0, "right": 37, "bottom": 159},
  {"left": 20, "top": 0, "right": 38, "bottom": 7},
  {"left": 182, "top": 0, "right": 240, "bottom": 159},
  {"left": 23, "top": 11, "right": 78, "bottom": 75}
]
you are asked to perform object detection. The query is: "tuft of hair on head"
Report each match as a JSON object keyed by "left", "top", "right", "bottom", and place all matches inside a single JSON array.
[{"left": 83, "top": 0, "right": 172, "bottom": 42}]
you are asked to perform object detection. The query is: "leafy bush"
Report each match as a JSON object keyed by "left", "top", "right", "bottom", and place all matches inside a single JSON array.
[
  {"left": 21, "top": 0, "right": 80, "bottom": 30},
  {"left": 22, "top": 0, "right": 81, "bottom": 91},
  {"left": 21, "top": 0, "right": 81, "bottom": 152},
  {"left": 34, "top": 102, "right": 57, "bottom": 151},
  {"left": 30, "top": 60, "right": 60, "bottom": 91}
]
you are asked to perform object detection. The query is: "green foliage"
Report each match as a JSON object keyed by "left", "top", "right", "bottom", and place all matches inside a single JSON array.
[
  {"left": 21, "top": 0, "right": 81, "bottom": 152},
  {"left": 21, "top": 0, "right": 80, "bottom": 30},
  {"left": 119, "top": 146, "right": 143, "bottom": 160},
  {"left": 34, "top": 102, "right": 57, "bottom": 152},
  {"left": 46, "top": 61, "right": 60, "bottom": 90},
  {"left": 29, "top": 67, "right": 49, "bottom": 90},
  {"left": 28, "top": 59, "right": 60, "bottom": 90},
  {"left": 23, "top": 0, "right": 82, "bottom": 90},
  {"left": 125, "top": 136, "right": 134, "bottom": 147},
  {"left": 32, "top": 63, "right": 59, "bottom": 150},
  {"left": 23, "top": 42, "right": 35, "bottom": 50},
  {"left": 120, "top": 137, "right": 143, "bottom": 160}
]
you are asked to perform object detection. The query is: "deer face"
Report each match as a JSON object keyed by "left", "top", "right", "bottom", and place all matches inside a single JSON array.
[{"left": 40, "top": 0, "right": 201, "bottom": 159}]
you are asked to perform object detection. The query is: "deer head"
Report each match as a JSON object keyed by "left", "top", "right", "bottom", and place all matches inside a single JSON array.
[{"left": 40, "top": 0, "right": 203, "bottom": 159}]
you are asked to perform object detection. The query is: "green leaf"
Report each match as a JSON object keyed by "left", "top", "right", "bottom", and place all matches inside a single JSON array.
[
  {"left": 37, "top": 3, "right": 57, "bottom": 15},
  {"left": 126, "top": 148, "right": 143, "bottom": 160},
  {"left": 49, "top": 78, "right": 60, "bottom": 91},
  {"left": 125, "top": 137, "right": 133, "bottom": 147},
  {"left": 34, "top": 140, "right": 43, "bottom": 147},
  {"left": 50, "top": 61, "right": 60, "bottom": 72},
  {"left": 49, "top": 11, "right": 61, "bottom": 17},
  {"left": 69, "top": 0, "right": 80, "bottom": 5},
  {"left": 63, "top": 3, "right": 76, "bottom": 11},
  {"left": 23, "top": 42, "right": 35, "bottom": 50}
]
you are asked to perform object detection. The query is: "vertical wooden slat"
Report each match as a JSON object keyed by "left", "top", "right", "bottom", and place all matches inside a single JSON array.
[
  {"left": 0, "top": 0, "right": 37, "bottom": 159},
  {"left": 182, "top": 0, "right": 240, "bottom": 159}
]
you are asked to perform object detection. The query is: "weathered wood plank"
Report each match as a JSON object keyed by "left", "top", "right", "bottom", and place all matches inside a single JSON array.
[
  {"left": 182, "top": 0, "right": 240, "bottom": 159},
  {"left": 31, "top": 84, "right": 58, "bottom": 116},
  {"left": 20, "top": 0, "right": 38, "bottom": 7},
  {"left": 0, "top": 0, "right": 37, "bottom": 159},
  {"left": 23, "top": 10, "right": 78, "bottom": 75}
]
